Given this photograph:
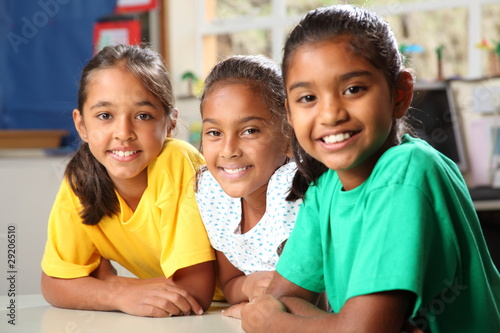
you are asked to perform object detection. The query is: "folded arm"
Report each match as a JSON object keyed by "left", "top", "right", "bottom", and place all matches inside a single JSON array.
[
  {"left": 41, "top": 259, "right": 215, "bottom": 317},
  {"left": 216, "top": 250, "right": 273, "bottom": 304},
  {"left": 241, "top": 272, "right": 419, "bottom": 333}
]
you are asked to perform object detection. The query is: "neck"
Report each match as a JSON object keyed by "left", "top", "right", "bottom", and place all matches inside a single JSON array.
[
  {"left": 240, "top": 187, "right": 267, "bottom": 234},
  {"left": 112, "top": 174, "right": 148, "bottom": 211},
  {"left": 338, "top": 136, "right": 397, "bottom": 191}
]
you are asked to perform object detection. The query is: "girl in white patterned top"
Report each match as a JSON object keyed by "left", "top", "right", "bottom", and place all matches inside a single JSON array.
[{"left": 195, "top": 55, "right": 302, "bottom": 318}]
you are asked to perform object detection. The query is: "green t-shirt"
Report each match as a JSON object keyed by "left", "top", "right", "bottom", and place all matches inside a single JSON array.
[{"left": 277, "top": 135, "right": 500, "bottom": 332}]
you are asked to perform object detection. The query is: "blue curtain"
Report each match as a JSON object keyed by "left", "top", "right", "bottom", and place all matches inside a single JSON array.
[{"left": 0, "top": 0, "right": 117, "bottom": 148}]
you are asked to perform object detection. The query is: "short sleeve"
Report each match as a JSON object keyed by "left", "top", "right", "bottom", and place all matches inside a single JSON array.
[
  {"left": 348, "top": 184, "right": 457, "bottom": 314},
  {"left": 41, "top": 181, "right": 101, "bottom": 278}
]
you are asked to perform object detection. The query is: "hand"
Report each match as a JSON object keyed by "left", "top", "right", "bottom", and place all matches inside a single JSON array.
[
  {"left": 221, "top": 301, "right": 248, "bottom": 319},
  {"left": 241, "top": 294, "right": 286, "bottom": 333},
  {"left": 113, "top": 281, "right": 203, "bottom": 317},
  {"left": 242, "top": 271, "right": 274, "bottom": 302}
]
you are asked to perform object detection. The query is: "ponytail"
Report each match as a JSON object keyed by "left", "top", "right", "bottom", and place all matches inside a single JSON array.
[
  {"left": 65, "top": 143, "right": 119, "bottom": 225},
  {"left": 286, "top": 135, "right": 328, "bottom": 201}
]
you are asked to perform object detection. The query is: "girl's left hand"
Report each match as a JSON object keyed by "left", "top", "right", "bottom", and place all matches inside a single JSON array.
[{"left": 241, "top": 294, "right": 286, "bottom": 332}]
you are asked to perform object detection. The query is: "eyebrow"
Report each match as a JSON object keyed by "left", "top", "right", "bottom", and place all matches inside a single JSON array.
[
  {"left": 90, "top": 100, "right": 159, "bottom": 110},
  {"left": 202, "top": 116, "right": 268, "bottom": 125},
  {"left": 288, "top": 70, "right": 373, "bottom": 91}
]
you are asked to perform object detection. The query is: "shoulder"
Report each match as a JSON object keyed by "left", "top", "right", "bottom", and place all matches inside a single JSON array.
[
  {"left": 268, "top": 162, "right": 298, "bottom": 190},
  {"left": 159, "top": 138, "right": 203, "bottom": 163},
  {"left": 373, "top": 135, "right": 461, "bottom": 184},
  {"left": 196, "top": 169, "right": 239, "bottom": 228},
  {"left": 196, "top": 168, "right": 234, "bottom": 207},
  {"left": 49, "top": 177, "right": 84, "bottom": 223},
  {"left": 153, "top": 139, "right": 204, "bottom": 172},
  {"left": 147, "top": 139, "right": 204, "bottom": 193},
  {"left": 266, "top": 161, "right": 302, "bottom": 204},
  {"left": 56, "top": 177, "right": 83, "bottom": 207},
  {"left": 197, "top": 168, "right": 224, "bottom": 195}
]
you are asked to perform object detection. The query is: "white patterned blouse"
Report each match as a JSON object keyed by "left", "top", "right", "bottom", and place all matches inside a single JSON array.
[{"left": 196, "top": 162, "right": 302, "bottom": 275}]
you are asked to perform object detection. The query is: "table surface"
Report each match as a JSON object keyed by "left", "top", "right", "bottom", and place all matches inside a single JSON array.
[{"left": 0, "top": 294, "right": 243, "bottom": 333}]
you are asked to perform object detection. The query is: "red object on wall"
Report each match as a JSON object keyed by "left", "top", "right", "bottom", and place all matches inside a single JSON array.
[
  {"left": 93, "top": 19, "right": 142, "bottom": 54},
  {"left": 116, "top": 0, "right": 157, "bottom": 13}
]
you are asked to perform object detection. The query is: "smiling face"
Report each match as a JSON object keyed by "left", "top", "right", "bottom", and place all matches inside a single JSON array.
[
  {"left": 286, "top": 39, "right": 406, "bottom": 190},
  {"left": 201, "top": 83, "right": 288, "bottom": 202},
  {"left": 73, "top": 65, "right": 169, "bottom": 189}
]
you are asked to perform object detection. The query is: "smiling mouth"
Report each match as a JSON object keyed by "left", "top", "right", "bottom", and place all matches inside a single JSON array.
[
  {"left": 322, "top": 132, "right": 357, "bottom": 144},
  {"left": 111, "top": 150, "right": 139, "bottom": 157},
  {"left": 221, "top": 166, "right": 251, "bottom": 174}
]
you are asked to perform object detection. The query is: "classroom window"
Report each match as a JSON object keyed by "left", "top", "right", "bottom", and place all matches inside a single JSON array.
[
  {"left": 214, "top": 0, "right": 272, "bottom": 19},
  {"left": 385, "top": 7, "right": 469, "bottom": 81},
  {"left": 198, "top": 0, "right": 500, "bottom": 81}
]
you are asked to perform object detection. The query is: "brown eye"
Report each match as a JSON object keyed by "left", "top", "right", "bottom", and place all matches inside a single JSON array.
[
  {"left": 298, "top": 95, "right": 316, "bottom": 103},
  {"left": 136, "top": 113, "right": 153, "bottom": 120},
  {"left": 97, "top": 113, "right": 111, "bottom": 120},
  {"left": 206, "top": 130, "right": 221, "bottom": 137},
  {"left": 344, "top": 86, "right": 366, "bottom": 95}
]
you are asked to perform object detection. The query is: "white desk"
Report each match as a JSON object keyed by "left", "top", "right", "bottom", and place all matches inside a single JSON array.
[{"left": 0, "top": 295, "right": 243, "bottom": 333}]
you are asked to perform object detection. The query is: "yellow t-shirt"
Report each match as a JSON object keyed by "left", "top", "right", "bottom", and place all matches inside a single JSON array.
[{"left": 41, "top": 138, "right": 215, "bottom": 280}]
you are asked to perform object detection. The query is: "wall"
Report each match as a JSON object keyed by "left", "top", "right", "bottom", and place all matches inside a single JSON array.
[
  {"left": 0, "top": 153, "right": 68, "bottom": 296},
  {"left": 167, "top": 0, "right": 202, "bottom": 143}
]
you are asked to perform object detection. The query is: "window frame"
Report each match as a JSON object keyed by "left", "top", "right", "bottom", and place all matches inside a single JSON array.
[{"left": 195, "top": 0, "right": 500, "bottom": 78}]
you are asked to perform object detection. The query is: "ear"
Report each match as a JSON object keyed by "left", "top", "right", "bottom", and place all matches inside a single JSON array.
[
  {"left": 393, "top": 70, "right": 414, "bottom": 119},
  {"left": 166, "top": 108, "right": 179, "bottom": 138},
  {"left": 285, "top": 98, "right": 293, "bottom": 127},
  {"left": 72, "top": 109, "right": 88, "bottom": 142}
]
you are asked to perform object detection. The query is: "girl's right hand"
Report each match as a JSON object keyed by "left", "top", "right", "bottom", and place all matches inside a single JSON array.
[
  {"left": 242, "top": 271, "right": 274, "bottom": 302},
  {"left": 114, "top": 281, "right": 203, "bottom": 317}
]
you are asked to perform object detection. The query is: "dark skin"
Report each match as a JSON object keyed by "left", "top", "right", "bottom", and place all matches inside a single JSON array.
[
  {"left": 241, "top": 41, "right": 423, "bottom": 332},
  {"left": 241, "top": 273, "right": 423, "bottom": 333},
  {"left": 42, "top": 259, "right": 215, "bottom": 317},
  {"left": 215, "top": 196, "right": 275, "bottom": 319}
]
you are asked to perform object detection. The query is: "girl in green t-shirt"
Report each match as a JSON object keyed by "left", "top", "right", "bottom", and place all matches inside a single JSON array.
[{"left": 241, "top": 5, "right": 500, "bottom": 333}]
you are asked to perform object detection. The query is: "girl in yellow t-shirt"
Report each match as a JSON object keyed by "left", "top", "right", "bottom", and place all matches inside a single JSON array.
[{"left": 41, "top": 44, "right": 215, "bottom": 318}]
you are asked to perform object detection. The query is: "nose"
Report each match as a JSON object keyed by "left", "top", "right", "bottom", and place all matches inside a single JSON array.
[
  {"left": 318, "top": 97, "right": 348, "bottom": 126},
  {"left": 220, "top": 135, "right": 242, "bottom": 159},
  {"left": 114, "top": 117, "right": 136, "bottom": 141}
]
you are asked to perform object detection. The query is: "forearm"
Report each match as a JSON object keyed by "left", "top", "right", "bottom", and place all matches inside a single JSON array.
[
  {"left": 96, "top": 260, "right": 215, "bottom": 311},
  {"left": 222, "top": 275, "right": 247, "bottom": 304},
  {"left": 170, "top": 261, "right": 216, "bottom": 310},
  {"left": 265, "top": 311, "right": 336, "bottom": 333},
  {"left": 281, "top": 295, "right": 330, "bottom": 317},
  {"left": 241, "top": 294, "right": 338, "bottom": 333},
  {"left": 41, "top": 272, "right": 125, "bottom": 312}
]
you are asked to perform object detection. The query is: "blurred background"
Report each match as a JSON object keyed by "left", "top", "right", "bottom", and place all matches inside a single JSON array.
[{"left": 1, "top": 0, "right": 500, "bottom": 296}]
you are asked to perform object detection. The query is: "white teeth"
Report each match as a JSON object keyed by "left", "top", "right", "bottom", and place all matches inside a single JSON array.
[
  {"left": 113, "top": 150, "right": 137, "bottom": 157},
  {"left": 323, "top": 133, "right": 352, "bottom": 144},
  {"left": 223, "top": 167, "right": 248, "bottom": 174}
]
